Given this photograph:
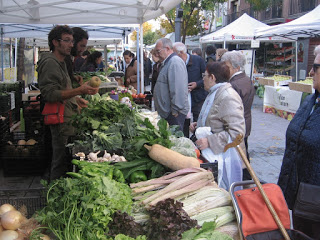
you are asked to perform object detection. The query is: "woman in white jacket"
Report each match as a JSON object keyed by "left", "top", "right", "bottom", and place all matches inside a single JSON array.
[{"left": 189, "top": 62, "right": 246, "bottom": 189}]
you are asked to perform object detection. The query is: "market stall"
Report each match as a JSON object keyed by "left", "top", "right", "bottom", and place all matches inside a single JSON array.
[
  {"left": 200, "top": 13, "right": 293, "bottom": 81},
  {"left": 255, "top": 4, "right": 320, "bottom": 81},
  {"left": 0, "top": 2, "right": 301, "bottom": 240}
]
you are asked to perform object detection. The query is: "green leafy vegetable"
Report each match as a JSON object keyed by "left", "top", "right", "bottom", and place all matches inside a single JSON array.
[
  {"left": 181, "top": 221, "right": 233, "bottom": 240},
  {"left": 36, "top": 175, "right": 132, "bottom": 240}
]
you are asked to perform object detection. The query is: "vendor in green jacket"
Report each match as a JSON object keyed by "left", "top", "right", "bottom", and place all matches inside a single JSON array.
[{"left": 37, "top": 25, "right": 99, "bottom": 181}]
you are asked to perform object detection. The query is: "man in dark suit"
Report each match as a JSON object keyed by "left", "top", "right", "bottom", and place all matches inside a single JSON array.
[
  {"left": 221, "top": 51, "right": 255, "bottom": 180},
  {"left": 173, "top": 42, "right": 207, "bottom": 137}
]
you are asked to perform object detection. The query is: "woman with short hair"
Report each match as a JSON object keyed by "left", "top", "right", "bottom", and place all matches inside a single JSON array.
[{"left": 79, "top": 51, "right": 102, "bottom": 72}]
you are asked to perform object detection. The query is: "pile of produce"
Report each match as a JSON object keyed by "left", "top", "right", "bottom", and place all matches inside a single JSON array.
[
  {"left": 70, "top": 94, "right": 141, "bottom": 153},
  {"left": 0, "top": 203, "right": 50, "bottom": 239},
  {"left": 70, "top": 93, "right": 193, "bottom": 182},
  {"left": 262, "top": 74, "right": 292, "bottom": 82},
  {"left": 130, "top": 168, "right": 236, "bottom": 233},
  {"left": 36, "top": 161, "right": 137, "bottom": 240},
  {"left": 297, "top": 77, "right": 313, "bottom": 85},
  {"left": 34, "top": 162, "right": 238, "bottom": 239}
]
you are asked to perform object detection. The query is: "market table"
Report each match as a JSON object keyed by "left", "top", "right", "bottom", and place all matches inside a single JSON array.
[{"left": 263, "top": 85, "right": 303, "bottom": 120}]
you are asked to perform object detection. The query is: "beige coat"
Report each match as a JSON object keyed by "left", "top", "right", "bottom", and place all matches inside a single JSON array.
[
  {"left": 204, "top": 83, "right": 246, "bottom": 163},
  {"left": 124, "top": 59, "right": 140, "bottom": 90}
]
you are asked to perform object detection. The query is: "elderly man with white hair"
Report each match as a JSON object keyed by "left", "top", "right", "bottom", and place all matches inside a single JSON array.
[
  {"left": 221, "top": 51, "right": 255, "bottom": 180},
  {"left": 173, "top": 42, "right": 207, "bottom": 137},
  {"left": 153, "top": 38, "right": 189, "bottom": 131}
]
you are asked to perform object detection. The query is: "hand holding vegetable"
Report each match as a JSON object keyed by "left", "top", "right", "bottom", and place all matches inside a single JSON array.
[{"left": 79, "top": 81, "right": 99, "bottom": 95}]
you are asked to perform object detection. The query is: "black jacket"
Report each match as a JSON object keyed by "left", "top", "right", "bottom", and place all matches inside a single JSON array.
[
  {"left": 278, "top": 92, "right": 320, "bottom": 209},
  {"left": 186, "top": 54, "right": 208, "bottom": 105}
]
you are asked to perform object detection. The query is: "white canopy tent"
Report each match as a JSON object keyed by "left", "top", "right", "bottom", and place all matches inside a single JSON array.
[
  {"left": 200, "top": 14, "right": 271, "bottom": 46},
  {"left": 0, "top": 0, "right": 184, "bottom": 92},
  {"left": 24, "top": 37, "right": 122, "bottom": 47},
  {"left": 0, "top": 24, "right": 133, "bottom": 39},
  {"left": 146, "top": 32, "right": 200, "bottom": 50},
  {"left": 0, "top": 0, "right": 182, "bottom": 25},
  {"left": 200, "top": 13, "right": 296, "bottom": 80},
  {"left": 255, "top": 4, "right": 320, "bottom": 39}
]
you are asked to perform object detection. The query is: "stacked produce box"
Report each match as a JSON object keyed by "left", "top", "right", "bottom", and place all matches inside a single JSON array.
[
  {"left": 289, "top": 77, "right": 314, "bottom": 93},
  {"left": 258, "top": 75, "right": 292, "bottom": 87}
]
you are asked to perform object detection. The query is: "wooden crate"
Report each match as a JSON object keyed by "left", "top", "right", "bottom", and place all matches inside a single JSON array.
[
  {"left": 289, "top": 82, "right": 314, "bottom": 93},
  {"left": 258, "top": 75, "right": 292, "bottom": 87}
]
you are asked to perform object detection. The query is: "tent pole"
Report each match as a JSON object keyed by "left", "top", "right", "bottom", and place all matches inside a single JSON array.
[
  {"left": 250, "top": 49, "right": 256, "bottom": 81},
  {"left": 295, "top": 40, "right": 298, "bottom": 81},
  {"left": 136, "top": 27, "right": 140, "bottom": 94},
  {"left": 140, "top": 23, "right": 144, "bottom": 93},
  {"left": 104, "top": 45, "right": 108, "bottom": 74},
  {"left": 1, "top": 25, "right": 4, "bottom": 81},
  {"left": 14, "top": 38, "right": 17, "bottom": 81}
]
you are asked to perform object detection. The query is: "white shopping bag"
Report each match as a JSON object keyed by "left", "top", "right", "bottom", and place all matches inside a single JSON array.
[{"left": 195, "top": 127, "right": 242, "bottom": 190}]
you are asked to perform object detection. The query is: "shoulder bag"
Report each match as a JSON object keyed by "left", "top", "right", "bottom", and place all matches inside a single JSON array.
[
  {"left": 41, "top": 101, "right": 65, "bottom": 125},
  {"left": 293, "top": 182, "right": 320, "bottom": 221}
]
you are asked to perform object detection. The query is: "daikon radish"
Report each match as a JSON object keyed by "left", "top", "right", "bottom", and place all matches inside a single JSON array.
[{"left": 144, "top": 144, "right": 200, "bottom": 170}]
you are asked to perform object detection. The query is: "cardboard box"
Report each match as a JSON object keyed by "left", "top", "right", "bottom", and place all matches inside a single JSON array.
[
  {"left": 289, "top": 82, "right": 314, "bottom": 94},
  {"left": 258, "top": 77, "right": 292, "bottom": 87}
]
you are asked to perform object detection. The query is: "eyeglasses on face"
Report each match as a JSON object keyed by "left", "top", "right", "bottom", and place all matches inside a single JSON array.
[
  {"left": 313, "top": 63, "right": 320, "bottom": 72},
  {"left": 58, "top": 39, "right": 74, "bottom": 44},
  {"left": 155, "top": 48, "right": 164, "bottom": 54},
  {"left": 202, "top": 73, "right": 210, "bottom": 78}
]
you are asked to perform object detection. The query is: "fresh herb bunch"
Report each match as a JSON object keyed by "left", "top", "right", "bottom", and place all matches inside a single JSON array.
[{"left": 36, "top": 176, "right": 133, "bottom": 240}]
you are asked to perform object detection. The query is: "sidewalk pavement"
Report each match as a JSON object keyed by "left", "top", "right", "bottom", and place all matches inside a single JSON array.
[{"left": 248, "top": 94, "right": 290, "bottom": 184}]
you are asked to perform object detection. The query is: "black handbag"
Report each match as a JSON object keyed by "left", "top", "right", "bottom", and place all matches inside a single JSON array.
[{"left": 293, "top": 182, "right": 320, "bottom": 222}]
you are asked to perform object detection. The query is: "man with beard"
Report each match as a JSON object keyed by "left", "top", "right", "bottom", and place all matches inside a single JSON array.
[{"left": 37, "top": 25, "right": 98, "bottom": 180}]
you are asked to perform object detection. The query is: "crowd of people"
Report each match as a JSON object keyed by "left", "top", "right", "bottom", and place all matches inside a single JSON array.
[{"left": 37, "top": 24, "right": 320, "bottom": 239}]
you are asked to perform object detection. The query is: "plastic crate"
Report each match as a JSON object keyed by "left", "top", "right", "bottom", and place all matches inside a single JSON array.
[
  {"left": 200, "top": 161, "right": 218, "bottom": 183},
  {"left": 0, "top": 94, "right": 11, "bottom": 114},
  {"left": 23, "top": 99, "right": 43, "bottom": 137},
  {"left": 2, "top": 136, "right": 49, "bottom": 176},
  {"left": 0, "top": 188, "right": 46, "bottom": 218}
]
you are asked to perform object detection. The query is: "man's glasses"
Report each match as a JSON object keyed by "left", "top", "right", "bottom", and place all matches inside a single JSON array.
[
  {"left": 59, "top": 39, "right": 74, "bottom": 44},
  {"left": 155, "top": 48, "right": 164, "bottom": 54},
  {"left": 313, "top": 64, "right": 320, "bottom": 72}
]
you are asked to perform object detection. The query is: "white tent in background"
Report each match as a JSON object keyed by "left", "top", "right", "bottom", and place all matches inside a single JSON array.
[
  {"left": 255, "top": 4, "right": 320, "bottom": 39},
  {"left": 0, "top": 0, "right": 184, "bottom": 92},
  {"left": 146, "top": 32, "right": 199, "bottom": 50},
  {"left": 200, "top": 14, "right": 270, "bottom": 46}
]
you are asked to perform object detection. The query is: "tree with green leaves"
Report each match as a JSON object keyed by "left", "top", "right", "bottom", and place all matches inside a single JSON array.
[
  {"left": 130, "top": 22, "right": 163, "bottom": 46},
  {"left": 160, "top": 0, "right": 227, "bottom": 43}
]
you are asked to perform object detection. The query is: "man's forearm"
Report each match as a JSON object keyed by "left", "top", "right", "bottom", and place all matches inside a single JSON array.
[{"left": 60, "top": 88, "right": 83, "bottom": 100}]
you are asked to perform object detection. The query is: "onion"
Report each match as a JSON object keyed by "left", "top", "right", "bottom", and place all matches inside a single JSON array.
[
  {"left": 0, "top": 204, "right": 15, "bottom": 216},
  {"left": 0, "top": 230, "right": 19, "bottom": 240},
  {"left": 41, "top": 235, "right": 51, "bottom": 240},
  {"left": 1, "top": 211, "right": 23, "bottom": 230}
]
